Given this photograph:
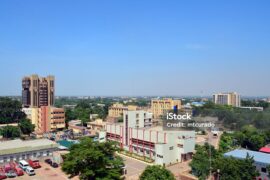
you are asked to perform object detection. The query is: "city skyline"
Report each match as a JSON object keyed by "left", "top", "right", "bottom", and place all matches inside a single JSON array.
[{"left": 1, "top": 0, "right": 270, "bottom": 96}]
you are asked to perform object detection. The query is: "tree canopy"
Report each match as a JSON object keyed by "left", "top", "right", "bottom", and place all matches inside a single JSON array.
[
  {"left": 0, "top": 97, "right": 26, "bottom": 124},
  {"left": 139, "top": 165, "right": 175, "bottom": 180},
  {"left": 0, "top": 125, "right": 21, "bottom": 139},
  {"left": 19, "top": 118, "right": 35, "bottom": 135},
  {"left": 193, "top": 101, "right": 270, "bottom": 131},
  {"left": 62, "top": 137, "right": 124, "bottom": 180},
  {"left": 190, "top": 143, "right": 259, "bottom": 180}
]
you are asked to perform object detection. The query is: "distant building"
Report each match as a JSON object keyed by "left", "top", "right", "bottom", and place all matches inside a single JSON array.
[
  {"left": 22, "top": 74, "right": 55, "bottom": 108},
  {"left": 108, "top": 103, "right": 138, "bottom": 117},
  {"left": 151, "top": 98, "right": 181, "bottom": 118},
  {"left": 101, "top": 110, "right": 195, "bottom": 165},
  {"left": 224, "top": 149, "right": 270, "bottom": 180},
  {"left": 87, "top": 119, "right": 106, "bottom": 132},
  {"left": 0, "top": 139, "right": 58, "bottom": 163},
  {"left": 68, "top": 120, "right": 86, "bottom": 134},
  {"left": 213, "top": 92, "right": 241, "bottom": 107},
  {"left": 21, "top": 75, "right": 64, "bottom": 134}
]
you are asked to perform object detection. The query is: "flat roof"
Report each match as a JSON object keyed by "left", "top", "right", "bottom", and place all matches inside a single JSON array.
[
  {"left": 224, "top": 149, "right": 270, "bottom": 165},
  {"left": 0, "top": 139, "right": 58, "bottom": 156}
]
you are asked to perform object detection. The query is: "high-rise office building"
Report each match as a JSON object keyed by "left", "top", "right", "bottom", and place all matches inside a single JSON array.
[
  {"left": 22, "top": 74, "right": 55, "bottom": 108},
  {"left": 213, "top": 92, "right": 241, "bottom": 107}
]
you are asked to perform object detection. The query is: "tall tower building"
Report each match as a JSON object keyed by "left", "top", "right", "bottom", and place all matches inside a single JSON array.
[{"left": 22, "top": 74, "right": 55, "bottom": 108}]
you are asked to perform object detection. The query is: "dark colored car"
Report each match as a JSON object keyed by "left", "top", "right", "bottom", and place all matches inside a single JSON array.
[
  {"left": 44, "top": 159, "right": 52, "bottom": 165},
  {"left": 51, "top": 162, "right": 59, "bottom": 168}
]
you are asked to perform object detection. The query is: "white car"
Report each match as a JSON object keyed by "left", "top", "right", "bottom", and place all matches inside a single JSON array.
[
  {"left": 25, "top": 167, "right": 35, "bottom": 176},
  {"left": 19, "top": 160, "right": 29, "bottom": 171}
]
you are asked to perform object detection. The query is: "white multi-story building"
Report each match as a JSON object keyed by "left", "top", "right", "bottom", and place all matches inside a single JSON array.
[{"left": 100, "top": 110, "right": 195, "bottom": 165}]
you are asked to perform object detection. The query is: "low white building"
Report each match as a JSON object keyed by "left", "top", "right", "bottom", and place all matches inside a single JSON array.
[
  {"left": 0, "top": 139, "right": 58, "bottom": 163},
  {"left": 100, "top": 110, "right": 195, "bottom": 166},
  {"left": 224, "top": 149, "right": 270, "bottom": 180}
]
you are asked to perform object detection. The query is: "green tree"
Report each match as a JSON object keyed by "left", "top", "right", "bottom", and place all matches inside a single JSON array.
[
  {"left": 18, "top": 118, "right": 35, "bottom": 135},
  {"left": 65, "top": 108, "right": 77, "bottom": 121},
  {"left": 190, "top": 143, "right": 219, "bottom": 180},
  {"left": 139, "top": 165, "right": 175, "bottom": 180},
  {"left": 213, "top": 154, "right": 259, "bottom": 180},
  {"left": 0, "top": 97, "right": 26, "bottom": 124},
  {"left": 62, "top": 137, "right": 124, "bottom": 180},
  {"left": 0, "top": 125, "right": 21, "bottom": 138}
]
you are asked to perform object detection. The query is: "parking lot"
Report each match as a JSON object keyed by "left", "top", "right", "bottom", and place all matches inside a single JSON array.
[{"left": 14, "top": 162, "right": 78, "bottom": 180}]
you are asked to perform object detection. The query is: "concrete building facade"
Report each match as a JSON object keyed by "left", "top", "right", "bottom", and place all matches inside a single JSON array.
[
  {"left": 37, "top": 106, "right": 65, "bottom": 134},
  {"left": 213, "top": 92, "right": 241, "bottom": 107},
  {"left": 22, "top": 74, "right": 55, "bottom": 108},
  {"left": 108, "top": 103, "right": 138, "bottom": 117},
  {"left": 101, "top": 110, "right": 195, "bottom": 165},
  {"left": 151, "top": 98, "right": 181, "bottom": 118}
]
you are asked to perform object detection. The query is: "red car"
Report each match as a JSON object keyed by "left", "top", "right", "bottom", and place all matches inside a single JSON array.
[
  {"left": 0, "top": 167, "right": 7, "bottom": 180},
  {"left": 9, "top": 162, "right": 24, "bottom": 176},
  {"left": 28, "top": 159, "right": 41, "bottom": 169}
]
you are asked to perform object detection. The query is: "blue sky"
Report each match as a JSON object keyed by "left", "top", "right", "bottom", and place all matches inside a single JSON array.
[{"left": 0, "top": 0, "right": 270, "bottom": 96}]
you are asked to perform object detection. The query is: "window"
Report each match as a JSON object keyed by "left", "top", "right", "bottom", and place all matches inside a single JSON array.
[
  {"left": 178, "top": 144, "right": 183, "bottom": 148},
  {"left": 169, "top": 146, "right": 174, "bottom": 150},
  {"left": 261, "top": 167, "right": 267, "bottom": 173}
]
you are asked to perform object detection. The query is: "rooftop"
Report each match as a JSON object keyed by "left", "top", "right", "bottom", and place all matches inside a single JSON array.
[
  {"left": 259, "top": 147, "right": 270, "bottom": 153},
  {"left": 0, "top": 139, "right": 58, "bottom": 156},
  {"left": 224, "top": 149, "right": 270, "bottom": 165}
]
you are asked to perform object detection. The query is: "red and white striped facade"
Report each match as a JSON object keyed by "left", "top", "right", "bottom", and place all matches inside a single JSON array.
[{"left": 104, "top": 123, "right": 195, "bottom": 165}]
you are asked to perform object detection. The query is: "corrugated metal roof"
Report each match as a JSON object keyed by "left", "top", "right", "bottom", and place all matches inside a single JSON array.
[
  {"left": 0, "top": 139, "right": 58, "bottom": 156},
  {"left": 224, "top": 149, "right": 270, "bottom": 165}
]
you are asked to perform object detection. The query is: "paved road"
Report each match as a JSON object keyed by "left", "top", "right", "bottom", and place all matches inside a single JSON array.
[
  {"left": 118, "top": 154, "right": 149, "bottom": 180},
  {"left": 207, "top": 131, "right": 222, "bottom": 149}
]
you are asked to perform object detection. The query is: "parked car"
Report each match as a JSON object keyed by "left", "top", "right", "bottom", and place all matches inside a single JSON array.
[
  {"left": 19, "top": 160, "right": 30, "bottom": 171},
  {"left": 5, "top": 170, "right": 16, "bottom": 178},
  {"left": 28, "top": 159, "right": 41, "bottom": 169},
  {"left": 51, "top": 162, "right": 59, "bottom": 168},
  {"left": 0, "top": 167, "right": 7, "bottom": 180},
  {"left": 25, "top": 167, "right": 35, "bottom": 176},
  {"left": 9, "top": 162, "right": 24, "bottom": 176},
  {"left": 3, "top": 164, "right": 16, "bottom": 178},
  {"left": 45, "top": 158, "right": 52, "bottom": 165}
]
